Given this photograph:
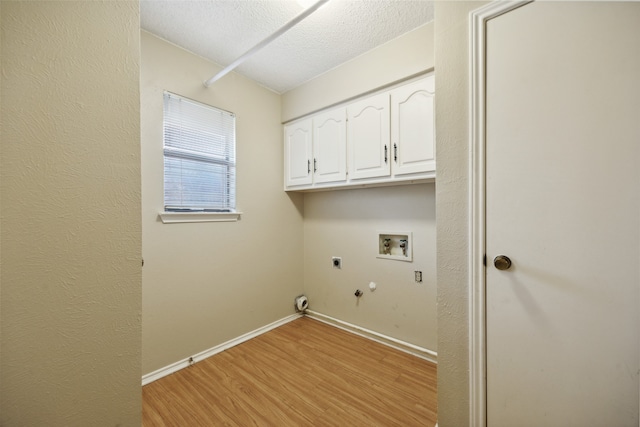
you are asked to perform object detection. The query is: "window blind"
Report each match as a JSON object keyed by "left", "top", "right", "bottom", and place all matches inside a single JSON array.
[{"left": 163, "top": 92, "right": 236, "bottom": 212}]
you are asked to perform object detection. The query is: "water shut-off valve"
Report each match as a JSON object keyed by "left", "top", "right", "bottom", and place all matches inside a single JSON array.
[{"left": 354, "top": 289, "right": 363, "bottom": 298}]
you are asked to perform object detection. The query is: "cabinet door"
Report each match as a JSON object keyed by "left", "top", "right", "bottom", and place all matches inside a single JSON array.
[
  {"left": 284, "top": 119, "right": 312, "bottom": 188},
  {"left": 313, "top": 107, "right": 347, "bottom": 184},
  {"left": 347, "top": 92, "right": 391, "bottom": 180},
  {"left": 390, "top": 75, "right": 435, "bottom": 176}
]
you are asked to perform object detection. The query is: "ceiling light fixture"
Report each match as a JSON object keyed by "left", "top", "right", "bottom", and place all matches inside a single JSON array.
[{"left": 204, "top": 0, "right": 331, "bottom": 88}]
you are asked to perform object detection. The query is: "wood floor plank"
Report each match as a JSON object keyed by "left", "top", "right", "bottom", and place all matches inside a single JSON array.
[{"left": 143, "top": 317, "right": 437, "bottom": 426}]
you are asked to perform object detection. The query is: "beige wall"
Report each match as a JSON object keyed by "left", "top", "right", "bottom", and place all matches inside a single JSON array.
[
  {"left": 283, "top": 20, "right": 436, "bottom": 352},
  {"left": 282, "top": 22, "right": 434, "bottom": 122},
  {"left": 141, "top": 32, "right": 305, "bottom": 374},
  {"left": 1, "top": 2, "right": 141, "bottom": 425},
  {"left": 304, "top": 185, "right": 436, "bottom": 350},
  {"left": 434, "top": 2, "right": 488, "bottom": 426}
]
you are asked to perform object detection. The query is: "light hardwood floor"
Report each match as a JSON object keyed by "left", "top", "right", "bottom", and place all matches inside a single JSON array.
[{"left": 143, "top": 317, "right": 437, "bottom": 426}]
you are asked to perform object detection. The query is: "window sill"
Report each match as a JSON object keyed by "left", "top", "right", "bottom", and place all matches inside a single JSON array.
[{"left": 158, "top": 211, "right": 242, "bottom": 224}]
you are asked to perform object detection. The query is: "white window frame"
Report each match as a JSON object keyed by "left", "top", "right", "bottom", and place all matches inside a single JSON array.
[{"left": 159, "top": 92, "right": 241, "bottom": 223}]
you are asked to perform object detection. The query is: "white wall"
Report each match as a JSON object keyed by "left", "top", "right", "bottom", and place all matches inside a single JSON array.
[
  {"left": 284, "top": 21, "right": 437, "bottom": 353},
  {"left": 1, "top": 2, "right": 141, "bottom": 425},
  {"left": 141, "top": 31, "right": 305, "bottom": 374},
  {"left": 282, "top": 22, "right": 434, "bottom": 122},
  {"left": 304, "top": 185, "right": 436, "bottom": 350}
]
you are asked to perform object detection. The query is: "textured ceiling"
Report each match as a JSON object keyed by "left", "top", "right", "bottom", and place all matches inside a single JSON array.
[{"left": 140, "top": 0, "right": 434, "bottom": 93}]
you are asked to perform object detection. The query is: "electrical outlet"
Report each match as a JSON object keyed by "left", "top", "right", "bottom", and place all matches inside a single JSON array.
[
  {"left": 332, "top": 257, "right": 342, "bottom": 269},
  {"left": 414, "top": 271, "right": 423, "bottom": 283}
]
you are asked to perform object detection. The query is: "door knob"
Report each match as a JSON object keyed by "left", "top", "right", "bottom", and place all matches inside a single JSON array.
[{"left": 493, "top": 255, "right": 512, "bottom": 271}]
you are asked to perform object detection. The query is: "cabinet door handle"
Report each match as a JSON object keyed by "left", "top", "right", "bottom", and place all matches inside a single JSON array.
[
  {"left": 394, "top": 143, "right": 398, "bottom": 163},
  {"left": 307, "top": 159, "right": 310, "bottom": 174},
  {"left": 384, "top": 145, "right": 388, "bottom": 163},
  {"left": 314, "top": 158, "right": 317, "bottom": 173}
]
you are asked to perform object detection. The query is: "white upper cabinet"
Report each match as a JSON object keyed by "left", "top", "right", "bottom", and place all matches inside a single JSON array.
[
  {"left": 313, "top": 107, "right": 347, "bottom": 184},
  {"left": 284, "top": 74, "right": 435, "bottom": 191},
  {"left": 390, "top": 75, "right": 435, "bottom": 177},
  {"left": 284, "top": 118, "right": 313, "bottom": 188},
  {"left": 347, "top": 92, "right": 391, "bottom": 180}
]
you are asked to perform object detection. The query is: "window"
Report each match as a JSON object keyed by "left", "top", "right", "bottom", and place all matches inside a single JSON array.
[{"left": 163, "top": 92, "right": 236, "bottom": 214}]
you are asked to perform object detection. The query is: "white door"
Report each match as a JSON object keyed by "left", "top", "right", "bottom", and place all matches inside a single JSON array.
[
  {"left": 390, "top": 75, "right": 435, "bottom": 177},
  {"left": 313, "top": 107, "right": 347, "bottom": 184},
  {"left": 486, "top": 2, "right": 640, "bottom": 426},
  {"left": 284, "top": 119, "right": 312, "bottom": 188},
  {"left": 347, "top": 92, "right": 391, "bottom": 180}
]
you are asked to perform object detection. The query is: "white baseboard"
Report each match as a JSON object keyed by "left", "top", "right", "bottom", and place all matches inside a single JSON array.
[
  {"left": 142, "top": 310, "right": 437, "bottom": 386},
  {"left": 142, "top": 313, "right": 303, "bottom": 386},
  {"left": 304, "top": 310, "right": 437, "bottom": 364}
]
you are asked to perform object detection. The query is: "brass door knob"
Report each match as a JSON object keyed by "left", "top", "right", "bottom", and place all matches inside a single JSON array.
[{"left": 494, "top": 255, "right": 512, "bottom": 271}]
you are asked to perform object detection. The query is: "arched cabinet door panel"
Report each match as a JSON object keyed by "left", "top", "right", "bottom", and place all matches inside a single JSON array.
[
  {"left": 390, "top": 75, "right": 435, "bottom": 177},
  {"left": 284, "top": 118, "right": 313, "bottom": 188},
  {"left": 347, "top": 92, "right": 391, "bottom": 181},
  {"left": 313, "top": 107, "right": 347, "bottom": 184}
]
